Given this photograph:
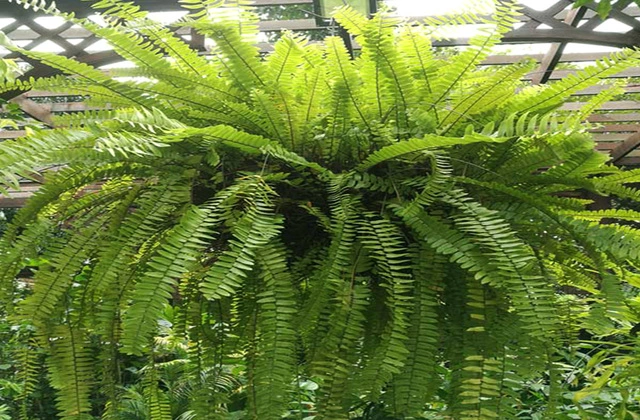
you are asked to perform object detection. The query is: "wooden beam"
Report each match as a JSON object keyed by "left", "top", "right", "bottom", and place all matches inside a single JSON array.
[
  {"left": 506, "top": 0, "right": 640, "bottom": 48},
  {"left": 617, "top": 156, "right": 640, "bottom": 166},
  {"left": 556, "top": 5, "right": 640, "bottom": 19},
  {"left": 188, "top": 28, "right": 206, "bottom": 52},
  {"left": 9, "top": 94, "right": 54, "bottom": 126},
  {"left": 610, "top": 132, "right": 640, "bottom": 162},
  {"left": 582, "top": 0, "right": 640, "bottom": 30},
  {"left": 531, "top": 5, "right": 586, "bottom": 85}
]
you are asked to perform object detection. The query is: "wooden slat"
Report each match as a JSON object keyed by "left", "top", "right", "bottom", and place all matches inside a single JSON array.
[
  {"left": 561, "top": 100, "right": 640, "bottom": 111},
  {"left": 0, "top": 130, "right": 26, "bottom": 139},
  {"left": 589, "top": 113, "right": 640, "bottom": 122},
  {"left": 253, "top": 0, "right": 313, "bottom": 4},
  {"left": 1, "top": 0, "right": 312, "bottom": 16},
  {"left": 49, "top": 102, "right": 101, "bottom": 112},
  {"left": 618, "top": 156, "right": 640, "bottom": 165},
  {"left": 595, "top": 143, "right": 617, "bottom": 151},
  {"left": 590, "top": 124, "right": 640, "bottom": 132},
  {"left": 482, "top": 51, "right": 610, "bottom": 65},
  {"left": 556, "top": 5, "right": 640, "bottom": 19},
  {"left": 258, "top": 19, "right": 318, "bottom": 31},
  {"left": 526, "top": 67, "right": 640, "bottom": 81},
  {"left": 593, "top": 133, "right": 636, "bottom": 141},
  {"left": 574, "top": 84, "right": 640, "bottom": 96},
  {"left": 22, "top": 90, "right": 84, "bottom": 98},
  {"left": 0, "top": 183, "right": 40, "bottom": 208},
  {"left": 8, "top": 18, "right": 321, "bottom": 41}
]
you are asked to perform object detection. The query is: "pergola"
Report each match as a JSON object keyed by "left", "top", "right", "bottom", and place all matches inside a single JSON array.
[{"left": 2, "top": 0, "right": 640, "bottom": 207}]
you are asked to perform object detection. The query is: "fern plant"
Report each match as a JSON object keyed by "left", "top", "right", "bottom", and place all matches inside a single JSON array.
[{"left": 1, "top": 0, "right": 640, "bottom": 418}]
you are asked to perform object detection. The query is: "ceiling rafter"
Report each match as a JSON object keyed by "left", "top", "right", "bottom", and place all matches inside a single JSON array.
[{"left": 530, "top": 4, "right": 587, "bottom": 85}]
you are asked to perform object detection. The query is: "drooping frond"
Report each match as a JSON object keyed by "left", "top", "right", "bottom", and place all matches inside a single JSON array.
[
  {"left": 387, "top": 248, "right": 444, "bottom": 417},
  {"left": 121, "top": 199, "right": 220, "bottom": 355},
  {"left": 251, "top": 241, "right": 297, "bottom": 417},
  {"left": 352, "top": 212, "right": 412, "bottom": 399},
  {"left": 47, "top": 325, "right": 94, "bottom": 419},
  {"left": 18, "top": 215, "right": 108, "bottom": 329},
  {"left": 200, "top": 179, "right": 282, "bottom": 300}
]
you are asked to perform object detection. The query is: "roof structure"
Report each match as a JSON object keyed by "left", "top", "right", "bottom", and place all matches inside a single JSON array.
[{"left": 2, "top": 0, "right": 640, "bottom": 206}]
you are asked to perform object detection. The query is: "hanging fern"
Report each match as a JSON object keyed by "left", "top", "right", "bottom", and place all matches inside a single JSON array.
[{"left": 1, "top": 0, "right": 640, "bottom": 418}]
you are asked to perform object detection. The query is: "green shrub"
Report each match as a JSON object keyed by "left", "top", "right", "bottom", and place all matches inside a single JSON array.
[{"left": 0, "top": 1, "right": 639, "bottom": 418}]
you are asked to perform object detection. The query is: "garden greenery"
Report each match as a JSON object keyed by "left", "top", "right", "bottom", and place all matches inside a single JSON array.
[{"left": 0, "top": 0, "right": 639, "bottom": 418}]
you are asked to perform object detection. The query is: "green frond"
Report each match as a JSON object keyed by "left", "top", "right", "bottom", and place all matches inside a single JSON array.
[
  {"left": 88, "top": 182, "right": 190, "bottom": 336},
  {"left": 357, "top": 132, "right": 510, "bottom": 171},
  {"left": 200, "top": 181, "right": 282, "bottom": 300},
  {"left": 297, "top": 192, "right": 358, "bottom": 340},
  {"left": 5, "top": 0, "right": 58, "bottom": 14},
  {"left": 2, "top": 1, "right": 640, "bottom": 417},
  {"left": 324, "top": 36, "right": 369, "bottom": 129},
  {"left": 170, "top": 124, "right": 270, "bottom": 154},
  {"left": 396, "top": 202, "right": 555, "bottom": 339},
  {"left": 362, "top": 12, "right": 415, "bottom": 129},
  {"left": 313, "top": 282, "right": 370, "bottom": 419},
  {"left": 0, "top": 128, "right": 95, "bottom": 192},
  {"left": 18, "top": 215, "right": 108, "bottom": 329},
  {"left": 189, "top": 21, "right": 265, "bottom": 91},
  {"left": 398, "top": 152, "right": 453, "bottom": 215},
  {"left": 387, "top": 248, "right": 444, "bottom": 416},
  {"left": 443, "top": 190, "right": 557, "bottom": 336},
  {"left": 420, "top": 3, "right": 490, "bottom": 32},
  {"left": 264, "top": 32, "right": 305, "bottom": 88},
  {"left": 90, "top": 0, "right": 149, "bottom": 20},
  {"left": 332, "top": 5, "right": 368, "bottom": 36},
  {"left": 352, "top": 212, "right": 412, "bottom": 399},
  {"left": 428, "top": 1, "right": 520, "bottom": 115},
  {"left": 0, "top": 34, "right": 154, "bottom": 109},
  {"left": 47, "top": 325, "right": 94, "bottom": 419},
  {"left": 505, "top": 49, "right": 640, "bottom": 115},
  {"left": 142, "top": 366, "right": 172, "bottom": 420},
  {"left": 251, "top": 241, "right": 297, "bottom": 418},
  {"left": 566, "top": 83, "right": 625, "bottom": 123},
  {"left": 0, "top": 217, "right": 52, "bottom": 305},
  {"left": 558, "top": 208, "right": 640, "bottom": 222},
  {"left": 439, "top": 61, "right": 536, "bottom": 131},
  {"left": 567, "top": 218, "right": 640, "bottom": 262},
  {"left": 14, "top": 335, "right": 40, "bottom": 420},
  {"left": 121, "top": 201, "right": 218, "bottom": 355}
]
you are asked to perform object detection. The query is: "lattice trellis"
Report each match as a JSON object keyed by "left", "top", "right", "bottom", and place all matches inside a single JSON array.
[{"left": 2, "top": 0, "right": 640, "bottom": 206}]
